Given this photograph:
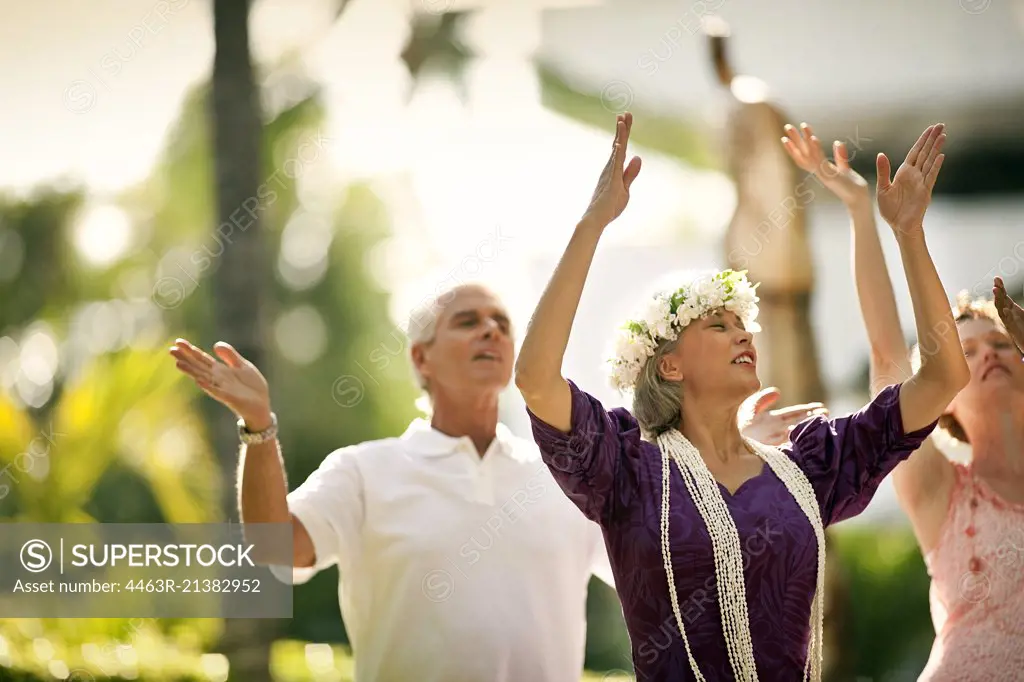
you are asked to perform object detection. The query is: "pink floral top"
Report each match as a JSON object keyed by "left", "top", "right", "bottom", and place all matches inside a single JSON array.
[{"left": 919, "top": 462, "right": 1024, "bottom": 681}]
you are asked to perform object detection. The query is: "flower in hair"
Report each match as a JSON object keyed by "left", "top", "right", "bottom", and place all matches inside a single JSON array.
[{"left": 606, "top": 270, "right": 761, "bottom": 393}]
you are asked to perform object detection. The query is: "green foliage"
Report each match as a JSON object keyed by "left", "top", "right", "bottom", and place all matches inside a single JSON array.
[
  {"left": 583, "top": 578, "right": 632, "bottom": 673},
  {"left": 0, "top": 617, "right": 214, "bottom": 681},
  {"left": 0, "top": 74, "right": 419, "bottom": 660},
  {"left": 0, "top": 635, "right": 632, "bottom": 682},
  {"left": 537, "top": 65, "right": 718, "bottom": 169},
  {"left": 107, "top": 80, "right": 418, "bottom": 644},
  {"left": 0, "top": 189, "right": 86, "bottom": 336},
  {"left": 830, "top": 525, "right": 936, "bottom": 680},
  {"left": 0, "top": 349, "right": 218, "bottom": 523}
]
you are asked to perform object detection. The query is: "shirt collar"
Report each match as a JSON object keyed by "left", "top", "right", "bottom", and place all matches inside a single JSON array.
[{"left": 401, "top": 418, "right": 519, "bottom": 459}]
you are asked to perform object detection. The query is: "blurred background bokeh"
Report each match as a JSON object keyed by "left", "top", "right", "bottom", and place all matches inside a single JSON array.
[{"left": 1, "top": 0, "right": 1022, "bottom": 680}]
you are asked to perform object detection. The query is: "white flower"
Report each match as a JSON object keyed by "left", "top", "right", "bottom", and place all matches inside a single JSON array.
[
  {"left": 640, "top": 296, "right": 671, "bottom": 334},
  {"left": 706, "top": 287, "right": 725, "bottom": 309},
  {"left": 651, "top": 316, "right": 676, "bottom": 341},
  {"left": 732, "top": 278, "right": 757, "bottom": 301},
  {"left": 676, "top": 303, "right": 697, "bottom": 328},
  {"left": 612, "top": 329, "right": 636, "bottom": 358},
  {"left": 606, "top": 270, "right": 761, "bottom": 393}
]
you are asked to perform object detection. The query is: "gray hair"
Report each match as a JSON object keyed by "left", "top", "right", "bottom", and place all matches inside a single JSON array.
[
  {"left": 404, "top": 280, "right": 499, "bottom": 393},
  {"left": 632, "top": 336, "right": 684, "bottom": 439},
  {"left": 405, "top": 291, "right": 450, "bottom": 392}
]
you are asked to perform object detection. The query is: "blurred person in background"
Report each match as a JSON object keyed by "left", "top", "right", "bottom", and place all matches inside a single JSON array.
[
  {"left": 783, "top": 121, "right": 1024, "bottom": 681},
  {"left": 169, "top": 280, "right": 808, "bottom": 682},
  {"left": 515, "top": 113, "right": 966, "bottom": 680}
]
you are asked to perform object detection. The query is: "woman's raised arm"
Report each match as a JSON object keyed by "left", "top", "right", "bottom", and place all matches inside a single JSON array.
[
  {"left": 782, "top": 123, "right": 910, "bottom": 396},
  {"left": 876, "top": 125, "right": 969, "bottom": 432},
  {"left": 514, "top": 113, "right": 642, "bottom": 431},
  {"left": 782, "top": 123, "right": 955, "bottom": 538}
]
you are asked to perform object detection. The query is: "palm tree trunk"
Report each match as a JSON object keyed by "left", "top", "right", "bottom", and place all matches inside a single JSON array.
[{"left": 209, "top": 0, "right": 276, "bottom": 678}]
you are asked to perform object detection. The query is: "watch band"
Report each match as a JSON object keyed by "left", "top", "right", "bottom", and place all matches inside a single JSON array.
[{"left": 238, "top": 412, "right": 278, "bottom": 445}]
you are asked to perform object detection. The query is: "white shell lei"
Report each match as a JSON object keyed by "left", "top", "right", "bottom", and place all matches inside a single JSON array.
[{"left": 656, "top": 430, "right": 827, "bottom": 682}]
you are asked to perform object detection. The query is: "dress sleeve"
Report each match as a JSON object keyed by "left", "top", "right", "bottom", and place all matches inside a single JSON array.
[
  {"left": 784, "top": 382, "right": 937, "bottom": 526},
  {"left": 525, "top": 379, "right": 643, "bottom": 525},
  {"left": 587, "top": 520, "right": 616, "bottom": 588}
]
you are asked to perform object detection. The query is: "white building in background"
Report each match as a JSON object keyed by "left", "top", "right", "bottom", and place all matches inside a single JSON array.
[{"left": 537, "top": 0, "right": 1024, "bottom": 149}]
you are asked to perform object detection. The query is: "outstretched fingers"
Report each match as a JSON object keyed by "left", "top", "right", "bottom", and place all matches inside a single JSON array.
[
  {"left": 905, "top": 124, "right": 936, "bottom": 167},
  {"left": 994, "top": 276, "right": 1014, "bottom": 313},
  {"left": 915, "top": 127, "right": 939, "bottom": 169},
  {"left": 623, "top": 156, "right": 642, "bottom": 191},
  {"left": 782, "top": 124, "right": 809, "bottom": 160},
  {"left": 609, "top": 112, "right": 639, "bottom": 188},
  {"left": 799, "top": 123, "right": 816, "bottom": 151},
  {"left": 170, "top": 339, "right": 218, "bottom": 383},
  {"left": 924, "top": 153, "right": 945, "bottom": 190},
  {"left": 918, "top": 124, "right": 945, "bottom": 173},
  {"left": 876, "top": 153, "right": 892, "bottom": 193},
  {"left": 833, "top": 141, "right": 851, "bottom": 171},
  {"left": 773, "top": 403, "right": 828, "bottom": 425},
  {"left": 171, "top": 354, "right": 202, "bottom": 381},
  {"left": 213, "top": 342, "right": 247, "bottom": 369},
  {"left": 174, "top": 338, "right": 215, "bottom": 368},
  {"left": 613, "top": 116, "right": 628, "bottom": 170},
  {"left": 597, "top": 115, "right": 627, "bottom": 186},
  {"left": 921, "top": 129, "right": 946, "bottom": 177},
  {"left": 750, "top": 387, "right": 781, "bottom": 414}
]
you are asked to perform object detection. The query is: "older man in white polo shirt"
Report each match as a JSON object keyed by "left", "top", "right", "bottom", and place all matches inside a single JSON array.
[
  {"left": 169, "top": 282, "right": 816, "bottom": 681},
  {"left": 170, "top": 283, "right": 614, "bottom": 682}
]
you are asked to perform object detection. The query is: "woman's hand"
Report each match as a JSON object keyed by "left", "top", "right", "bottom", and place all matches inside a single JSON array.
[
  {"left": 994, "top": 276, "right": 1024, "bottom": 355},
  {"left": 781, "top": 122, "right": 869, "bottom": 207},
  {"left": 740, "top": 387, "right": 828, "bottom": 446},
  {"left": 581, "top": 112, "right": 642, "bottom": 229},
  {"left": 876, "top": 124, "right": 946, "bottom": 236},
  {"left": 170, "top": 338, "right": 273, "bottom": 430}
]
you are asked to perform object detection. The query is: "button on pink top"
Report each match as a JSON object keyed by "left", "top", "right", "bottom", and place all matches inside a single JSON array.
[{"left": 920, "top": 462, "right": 1024, "bottom": 681}]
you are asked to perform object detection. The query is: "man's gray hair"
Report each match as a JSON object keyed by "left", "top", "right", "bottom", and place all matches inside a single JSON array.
[
  {"left": 405, "top": 291, "right": 449, "bottom": 392},
  {"left": 404, "top": 281, "right": 493, "bottom": 392},
  {"left": 631, "top": 336, "right": 683, "bottom": 439}
]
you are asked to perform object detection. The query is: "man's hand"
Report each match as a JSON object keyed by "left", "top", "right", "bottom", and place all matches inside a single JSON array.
[
  {"left": 581, "top": 112, "right": 642, "bottom": 229},
  {"left": 741, "top": 387, "right": 828, "bottom": 446},
  {"left": 170, "top": 339, "right": 273, "bottom": 430}
]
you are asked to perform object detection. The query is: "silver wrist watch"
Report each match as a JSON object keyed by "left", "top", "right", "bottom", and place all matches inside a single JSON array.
[{"left": 238, "top": 412, "right": 278, "bottom": 445}]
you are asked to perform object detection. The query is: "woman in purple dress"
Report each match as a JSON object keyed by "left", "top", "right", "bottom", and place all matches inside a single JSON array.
[{"left": 513, "top": 113, "right": 970, "bottom": 681}]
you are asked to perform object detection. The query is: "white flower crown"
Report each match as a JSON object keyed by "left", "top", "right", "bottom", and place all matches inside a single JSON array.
[{"left": 606, "top": 270, "right": 761, "bottom": 393}]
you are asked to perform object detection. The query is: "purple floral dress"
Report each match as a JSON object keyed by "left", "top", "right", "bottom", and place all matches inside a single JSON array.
[{"left": 526, "top": 380, "right": 936, "bottom": 681}]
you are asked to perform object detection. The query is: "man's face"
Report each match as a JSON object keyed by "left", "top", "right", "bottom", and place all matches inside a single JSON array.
[{"left": 413, "top": 285, "right": 515, "bottom": 397}]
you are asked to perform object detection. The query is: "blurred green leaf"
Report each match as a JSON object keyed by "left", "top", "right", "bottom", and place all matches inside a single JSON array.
[{"left": 537, "top": 64, "right": 718, "bottom": 170}]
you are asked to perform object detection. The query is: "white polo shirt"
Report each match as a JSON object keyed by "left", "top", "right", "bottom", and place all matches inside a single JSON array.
[{"left": 275, "top": 419, "right": 613, "bottom": 682}]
